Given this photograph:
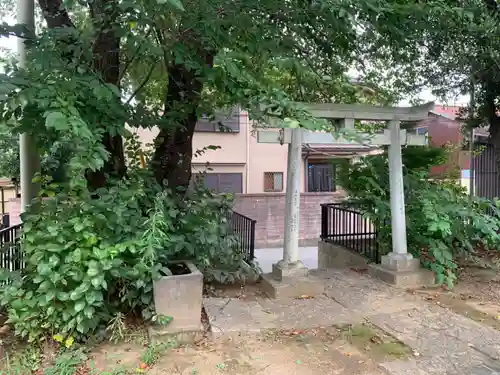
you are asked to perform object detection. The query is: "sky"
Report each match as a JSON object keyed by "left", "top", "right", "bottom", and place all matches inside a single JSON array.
[{"left": 0, "top": 30, "right": 469, "bottom": 107}]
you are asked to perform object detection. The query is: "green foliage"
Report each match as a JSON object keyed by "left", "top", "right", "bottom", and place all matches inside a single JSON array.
[
  {"left": 0, "top": 172, "right": 250, "bottom": 342},
  {"left": 0, "top": 134, "right": 252, "bottom": 342},
  {"left": 0, "top": 0, "right": 488, "bottom": 346},
  {"left": 1, "top": 173, "right": 161, "bottom": 342},
  {"left": 337, "top": 146, "right": 500, "bottom": 288},
  {"left": 144, "top": 185, "right": 256, "bottom": 283},
  {"left": 0, "top": 126, "right": 73, "bottom": 182}
]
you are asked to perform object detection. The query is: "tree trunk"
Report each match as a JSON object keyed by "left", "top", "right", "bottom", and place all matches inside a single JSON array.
[
  {"left": 86, "top": 0, "right": 126, "bottom": 189},
  {"left": 151, "top": 64, "right": 205, "bottom": 193}
]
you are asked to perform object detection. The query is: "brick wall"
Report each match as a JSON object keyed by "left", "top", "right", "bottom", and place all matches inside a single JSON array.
[
  {"left": 233, "top": 192, "right": 346, "bottom": 248},
  {"left": 8, "top": 192, "right": 345, "bottom": 248},
  {"left": 7, "top": 198, "right": 21, "bottom": 226}
]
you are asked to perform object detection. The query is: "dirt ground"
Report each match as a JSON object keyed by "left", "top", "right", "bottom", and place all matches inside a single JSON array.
[
  {"left": 407, "top": 265, "right": 500, "bottom": 330},
  {"left": 89, "top": 324, "right": 410, "bottom": 375}
]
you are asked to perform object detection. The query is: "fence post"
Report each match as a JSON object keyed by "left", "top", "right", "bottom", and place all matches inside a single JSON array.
[
  {"left": 2, "top": 214, "right": 9, "bottom": 228},
  {"left": 321, "top": 204, "right": 328, "bottom": 240},
  {"left": 249, "top": 219, "right": 256, "bottom": 260}
]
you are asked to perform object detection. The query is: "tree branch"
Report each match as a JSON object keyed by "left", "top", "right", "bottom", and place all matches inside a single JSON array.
[
  {"left": 119, "top": 28, "right": 153, "bottom": 81},
  {"left": 126, "top": 60, "right": 157, "bottom": 105},
  {"left": 37, "top": 0, "right": 74, "bottom": 28}
]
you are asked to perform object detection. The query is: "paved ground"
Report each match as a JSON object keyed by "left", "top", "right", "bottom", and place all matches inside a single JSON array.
[
  {"left": 204, "top": 268, "right": 500, "bottom": 375},
  {"left": 255, "top": 247, "right": 317, "bottom": 273}
]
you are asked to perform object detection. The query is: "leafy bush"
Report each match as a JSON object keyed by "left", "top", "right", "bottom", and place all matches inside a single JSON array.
[
  {"left": 144, "top": 185, "right": 257, "bottom": 283},
  {"left": 1, "top": 168, "right": 255, "bottom": 343},
  {"left": 1, "top": 174, "right": 161, "bottom": 343},
  {"left": 336, "top": 146, "right": 500, "bottom": 288}
]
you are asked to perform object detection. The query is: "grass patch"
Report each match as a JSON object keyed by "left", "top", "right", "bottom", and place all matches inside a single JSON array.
[{"left": 336, "top": 323, "right": 412, "bottom": 361}]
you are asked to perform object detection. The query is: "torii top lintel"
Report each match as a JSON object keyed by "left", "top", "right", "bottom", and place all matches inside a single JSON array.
[{"left": 300, "top": 101, "right": 435, "bottom": 122}]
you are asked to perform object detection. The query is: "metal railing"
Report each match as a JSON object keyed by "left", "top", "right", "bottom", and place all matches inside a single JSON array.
[
  {"left": 321, "top": 203, "right": 380, "bottom": 263},
  {"left": 227, "top": 211, "right": 256, "bottom": 263},
  {"left": 0, "top": 224, "right": 22, "bottom": 272}
]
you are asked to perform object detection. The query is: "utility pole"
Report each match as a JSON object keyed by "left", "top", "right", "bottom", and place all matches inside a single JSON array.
[
  {"left": 468, "top": 76, "right": 475, "bottom": 198},
  {"left": 17, "top": 0, "right": 41, "bottom": 212}
]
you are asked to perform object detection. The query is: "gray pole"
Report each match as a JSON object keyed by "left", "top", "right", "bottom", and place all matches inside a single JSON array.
[
  {"left": 468, "top": 77, "right": 475, "bottom": 198},
  {"left": 282, "top": 127, "right": 302, "bottom": 264},
  {"left": 387, "top": 119, "right": 409, "bottom": 257},
  {"left": 17, "top": 0, "right": 41, "bottom": 212}
]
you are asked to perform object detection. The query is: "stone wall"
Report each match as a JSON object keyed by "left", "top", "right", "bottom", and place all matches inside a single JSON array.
[{"left": 233, "top": 192, "right": 345, "bottom": 248}]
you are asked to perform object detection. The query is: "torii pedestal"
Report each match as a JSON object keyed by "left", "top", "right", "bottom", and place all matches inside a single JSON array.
[{"left": 258, "top": 103, "right": 436, "bottom": 298}]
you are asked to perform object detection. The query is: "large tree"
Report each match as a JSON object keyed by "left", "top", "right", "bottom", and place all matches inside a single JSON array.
[{"left": 0, "top": 0, "right": 473, "bottom": 194}]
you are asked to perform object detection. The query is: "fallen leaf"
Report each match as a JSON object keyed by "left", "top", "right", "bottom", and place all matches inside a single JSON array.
[
  {"left": 350, "top": 267, "right": 368, "bottom": 273},
  {"left": 370, "top": 335, "right": 383, "bottom": 345}
]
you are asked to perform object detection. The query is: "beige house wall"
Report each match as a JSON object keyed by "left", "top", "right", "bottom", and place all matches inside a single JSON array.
[
  {"left": 246, "top": 129, "right": 307, "bottom": 193},
  {"left": 132, "top": 111, "right": 339, "bottom": 194}
]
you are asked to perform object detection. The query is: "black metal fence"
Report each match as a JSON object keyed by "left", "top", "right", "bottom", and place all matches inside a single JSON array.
[
  {"left": 227, "top": 211, "right": 256, "bottom": 263},
  {"left": 0, "top": 224, "right": 23, "bottom": 273},
  {"left": 320, "top": 203, "right": 380, "bottom": 263},
  {"left": 473, "top": 143, "right": 500, "bottom": 200}
]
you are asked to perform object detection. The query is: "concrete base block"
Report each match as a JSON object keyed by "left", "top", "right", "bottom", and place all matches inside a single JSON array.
[
  {"left": 153, "top": 260, "right": 203, "bottom": 330},
  {"left": 368, "top": 264, "right": 435, "bottom": 288},
  {"left": 318, "top": 241, "right": 368, "bottom": 269},
  {"left": 381, "top": 252, "right": 420, "bottom": 272},
  {"left": 260, "top": 272, "right": 325, "bottom": 298},
  {"left": 272, "top": 260, "right": 308, "bottom": 281},
  {"left": 148, "top": 323, "right": 204, "bottom": 345}
]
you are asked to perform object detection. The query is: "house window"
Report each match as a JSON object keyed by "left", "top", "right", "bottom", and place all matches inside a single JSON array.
[
  {"left": 195, "top": 107, "right": 240, "bottom": 133},
  {"left": 264, "top": 172, "right": 284, "bottom": 192},
  {"left": 194, "top": 173, "right": 243, "bottom": 194},
  {"left": 307, "top": 163, "right": 336, "bottom": 192},
  {"left": 415, "top": 126, "right": 428, "bottom": 135}
]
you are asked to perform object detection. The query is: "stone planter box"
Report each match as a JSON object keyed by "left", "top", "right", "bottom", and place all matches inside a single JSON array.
[{"left": 150, "top": 261, "right": 203, "bottom": 343}]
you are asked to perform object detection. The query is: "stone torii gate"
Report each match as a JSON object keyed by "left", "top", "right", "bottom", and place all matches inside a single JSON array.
[{"left": 258, "top": 102, "right": 435, "bottom": 298}]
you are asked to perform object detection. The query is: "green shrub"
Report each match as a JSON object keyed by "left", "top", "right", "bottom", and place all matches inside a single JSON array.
[
  {"left": 0, "top": 172, "right": 252, "bottom": 343},
  {"left": 0, "top": 174, "right": 161, "bottom": 343}
]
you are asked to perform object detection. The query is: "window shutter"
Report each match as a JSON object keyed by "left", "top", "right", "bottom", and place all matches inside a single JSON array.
[
  {"left": 218, "top": 173, "right": 242, "bottom": 193},
  {"left": 217, "top": 107, "right": 240, "bottom": 133},
  {"left": 203, "top": 174, "right": 219, "bottom": 191},
  {"left": 195, "top": 107, "right": 240, "bottom": 133},
  {"left": 195, "top": 118, "right": 216, "bottom": 132}
]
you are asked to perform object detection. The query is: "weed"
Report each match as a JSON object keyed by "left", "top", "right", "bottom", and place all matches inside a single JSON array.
[
  {"left": 139, "top": 340, "right": 177, "bottom": 367},
  {"left": 0, "top": 345, "right": 41, "bottom": 375},
  {"left": 43, "top": 349, "right": 87, "bottom": 375},
  {"left": 107, "top": 313, "right": 128, "bottom": 344}
]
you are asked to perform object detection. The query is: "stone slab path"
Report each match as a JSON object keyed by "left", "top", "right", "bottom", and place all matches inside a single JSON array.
[{"left": 204, "top": 268, "right": 500, "bottom": 374}]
